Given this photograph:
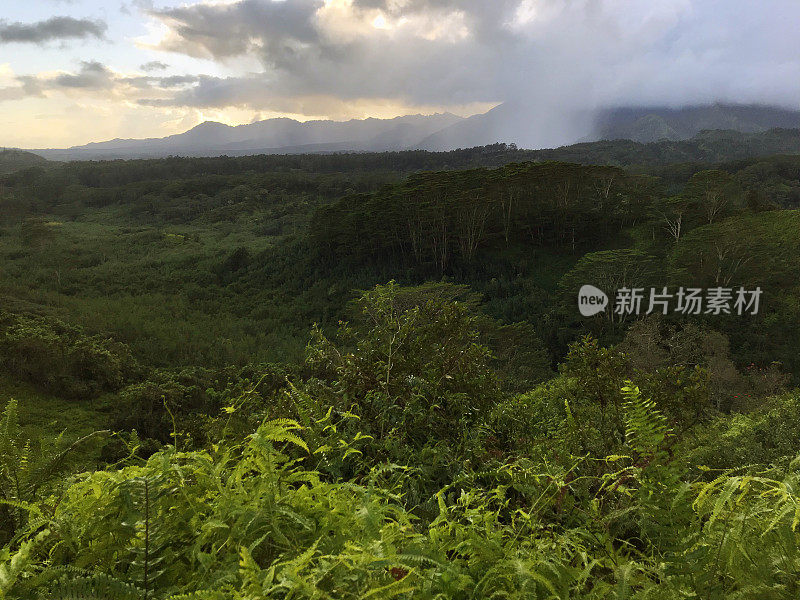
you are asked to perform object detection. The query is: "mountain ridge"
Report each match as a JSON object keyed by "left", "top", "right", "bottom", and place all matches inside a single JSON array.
[
  {"left": 16, "top": 103, "right": 800, "bottom": 161},
  {"left": 32, "top": 113, "right": 464, "bottom": 160}
]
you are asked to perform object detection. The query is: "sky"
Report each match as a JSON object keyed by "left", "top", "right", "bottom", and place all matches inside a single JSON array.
[{"left": 1, "top": 0, "right": 799, "bottom": 148}]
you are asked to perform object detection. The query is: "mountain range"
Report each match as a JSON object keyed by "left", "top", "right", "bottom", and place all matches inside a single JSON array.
[
  {"left": 30, "top": 113, "right": 463, "bottom": 161},
  {"left": 23, "top": 103, "right": 800, "bottom": 161}
]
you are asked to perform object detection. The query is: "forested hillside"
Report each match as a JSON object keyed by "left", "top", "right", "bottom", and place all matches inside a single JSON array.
[
  {"left": 2, "top": 136, "right": 800, "bottom": 597},
  {"left": 0, "top": 150, "right": 48, "bottom": 176}
]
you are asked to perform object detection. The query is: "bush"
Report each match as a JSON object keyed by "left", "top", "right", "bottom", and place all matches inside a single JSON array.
[
  {"left": 0, "top": 311, "right": 139, "bottom": 399},
  {"left": 686, "top": 391, "right": 800, "bottom": 470},
  {"left": 112, "top": 364, "right": 291, "bottom": 444},
  {"left": 307, "top": 282, "right": 499, "bottom": 448}
]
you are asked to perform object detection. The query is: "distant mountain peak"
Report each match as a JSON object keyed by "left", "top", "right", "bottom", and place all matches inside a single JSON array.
[{"left": 188, "top": 121, "right": 231, "bottom": 131}]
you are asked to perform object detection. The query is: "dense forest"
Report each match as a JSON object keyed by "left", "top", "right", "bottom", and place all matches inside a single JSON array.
[{"left": 2, "top": 129, "right": 800, "bottom": 598}]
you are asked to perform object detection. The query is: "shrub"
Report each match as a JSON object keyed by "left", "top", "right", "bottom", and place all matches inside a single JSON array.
[{"left": 0, "top": 311, "right": 139, "bottom": 399}]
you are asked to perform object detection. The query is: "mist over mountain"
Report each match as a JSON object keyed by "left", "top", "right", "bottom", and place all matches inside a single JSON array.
[
  {"left": 415, "top": 102, "right": 595, "bottom": 152},
  {"left": 22, "top": 103, "right": 800, "bottom": 161},
  {"left": 592, "top": 104, "right": 800, "bottom": 143},
  {"left": 420, "top": 103, "right": 800, "bottom": 150}
]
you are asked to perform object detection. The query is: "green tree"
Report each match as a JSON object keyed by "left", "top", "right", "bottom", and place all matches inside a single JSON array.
[
  {"left": 684, "top": 169, "right": 741, "bottom": 224},
  {"left": 307, "top": 282, "right": 498, "bottom": 448}
]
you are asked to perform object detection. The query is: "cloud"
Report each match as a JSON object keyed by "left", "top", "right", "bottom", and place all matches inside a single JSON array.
[
  {"left": 6, "top": 0, "right": 800, "bottom": 148},
  {"left": 0, "top": 61, "right": 198, "bottom": 107},
  {"left": 148, "top": 0, "right": 322, "bottom": 61},
  {"left": 54, "top": 61, "right": 114, "bottom": 89},
  {"left": 140, "top": 60, "right": 169, "bottom": 72},
  {"left": 141, "top": 0, "right": 800, "bottom": 117},
  {"left": 0, "top": 16, "right": 107, "bottom": 44}
]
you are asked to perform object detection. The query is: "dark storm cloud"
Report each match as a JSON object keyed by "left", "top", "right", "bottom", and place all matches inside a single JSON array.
[
  {"left": 150, "top": 0, "right": 321, "bottom": 62},
  {"left": 143, "top": 0, "right": 800, "bottom": 115},
  {"left": 146, "top": 0, "right": 504, "bottom": 107},
  {"left": 0, "top": 16, "right": 107, "bottom": 44}
]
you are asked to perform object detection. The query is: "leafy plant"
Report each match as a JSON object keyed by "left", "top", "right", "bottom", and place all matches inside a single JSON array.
[{"left": 0, "top": 398, "right": 109, "bottom": 543}]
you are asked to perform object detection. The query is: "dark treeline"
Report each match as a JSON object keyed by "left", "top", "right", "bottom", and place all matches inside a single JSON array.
[{"left": 313, "top": 162, "right": 654, "bottom": 272}]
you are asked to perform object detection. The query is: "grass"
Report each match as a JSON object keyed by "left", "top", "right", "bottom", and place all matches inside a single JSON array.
[{"left": 0, "top": 374, "right": 108, "bottom": 442}]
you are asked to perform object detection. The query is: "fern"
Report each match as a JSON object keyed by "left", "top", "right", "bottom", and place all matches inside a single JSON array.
[
  {"left": 249, "top": 418, "right": 308, "bottom": 454},
  {"left": 621, "top": 383, "right": 670, "bottom": 458},
  {"left": 9, "top": 388, "right": 800, "bottom": 598},
  {"left": 0, "top": 398, "right": 109, "bottom": 540},
  {"left": 0, "top": 399, "right": 21, "bottom": 463},
  {"left": 27, "top": 430, "right": 110, "bottom": 498},
  {"left": 0, "top": 537, "right": 35, "bottom": 599},
  {"left": 45, "top": 574, "right": 144, "bottom": 600},
  {"left": 164, "top": 592, "right": 231, "bottom": 600},
  {"left": 120, "top": 473, "right": 175, "bottom": 598},
  {"left": 0, "top": 399, "right": 24, "bottom": 507}
]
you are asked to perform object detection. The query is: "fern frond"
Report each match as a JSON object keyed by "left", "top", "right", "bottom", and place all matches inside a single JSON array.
[
  {"left": 0, "top": 537, "right": 35, "bottom": 598},
  {"left": 622, "top": 383, "right": 669, "bottom": 457},
  {"left": 45, "top": 574, "right": 144, "bottom": 600},
  {"left": 250, "top": 419, "right": 309, "bottom": 453},
  {"left": 27, "top": 430, "right": 111, "bottom": 497}
]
